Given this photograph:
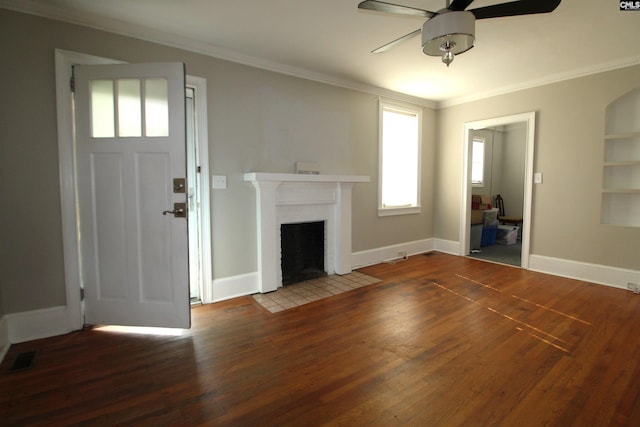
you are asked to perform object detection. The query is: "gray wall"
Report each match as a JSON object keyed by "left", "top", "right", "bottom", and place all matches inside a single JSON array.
[
  {"left": 0, "top": 9, "right": 435, "bottom": 314},
  {"left": 435, "top": 66, "right": 640, "bottom": 270}
]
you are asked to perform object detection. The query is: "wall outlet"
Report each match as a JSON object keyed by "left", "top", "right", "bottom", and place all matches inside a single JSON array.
[
  {"left": 398, "top": 251, "right": 407, "bottom": 260},
  {"left": 212, "top": 175, "right": 227, "bottom": 189},
  {"left": 628, "top": 282, "right": 639, "bottom": 294}
]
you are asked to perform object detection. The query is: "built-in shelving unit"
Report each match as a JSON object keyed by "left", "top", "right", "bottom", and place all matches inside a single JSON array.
[{"left": 602, "top": 89, "right": 640, "bottom": 227}]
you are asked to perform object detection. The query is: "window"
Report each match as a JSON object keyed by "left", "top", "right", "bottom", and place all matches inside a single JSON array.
[
  {"left": 379, "top": 100, "right": 422, "bottom": 216},
  {"left": 89, "top": 78, "right": 169, "bottom": 138},
  {"left": 471, "top": 138, "right": 485, "bottom": 187}
]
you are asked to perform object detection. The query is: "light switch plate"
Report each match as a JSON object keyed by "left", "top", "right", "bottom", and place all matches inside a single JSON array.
[
  {"left": 212, "top": 175, "right": 227, "bottom": 189},
  {"left": 534, "top": 172, "right": 543, "bottom": 184}
]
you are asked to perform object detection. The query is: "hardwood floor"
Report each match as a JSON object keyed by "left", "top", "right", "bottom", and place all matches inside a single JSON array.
[{"left": 2, "top": 252, "right": 640, "bottom": 426}]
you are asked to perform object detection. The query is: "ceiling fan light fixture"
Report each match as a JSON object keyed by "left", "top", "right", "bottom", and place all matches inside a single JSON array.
[{"left": 422, "top": 11, "right": 475, "bottom": 65}]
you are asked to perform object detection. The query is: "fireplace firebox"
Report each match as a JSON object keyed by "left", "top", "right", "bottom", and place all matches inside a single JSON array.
[{"left": 280, "top": 221, "right": 326, "bottom": 285}]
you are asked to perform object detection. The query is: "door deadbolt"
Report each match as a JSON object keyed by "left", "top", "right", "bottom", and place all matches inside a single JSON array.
[
  {"left": 173, "top": 178, "right": 186, "bottom": 193},
  {"left": 163, "top": 202, "right": 187, "bottom": 218}
]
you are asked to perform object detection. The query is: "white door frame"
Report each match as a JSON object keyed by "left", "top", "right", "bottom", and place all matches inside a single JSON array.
[
  {"left": 54, "top": 49, "right": 212, "bottom": 331},
  {"left": 459, "top": 112, "right": 536, "bottom": 269}
]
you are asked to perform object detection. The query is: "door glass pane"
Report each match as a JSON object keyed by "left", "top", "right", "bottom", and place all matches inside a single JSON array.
[
  {"left": 145, "top": 78, "right": 169, "bottom": 137},
  {"left": 90, "top": 80, "right": 115, "bottom": 138},
  {"left": 117, "top": 79, "right": 142, "bottom": 137},
  {"left": 144, "top": 79, "right": 169, "bottom": 136}
]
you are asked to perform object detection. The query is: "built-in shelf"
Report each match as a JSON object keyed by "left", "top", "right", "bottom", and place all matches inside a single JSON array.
[{"left": 601, "top": 89, "right": 640, "bottom": 227}]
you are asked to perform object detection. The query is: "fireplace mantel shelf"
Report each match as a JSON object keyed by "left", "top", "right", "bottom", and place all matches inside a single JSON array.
[{"left": 244, "top": 172, "right": 369, "bottom": 184}]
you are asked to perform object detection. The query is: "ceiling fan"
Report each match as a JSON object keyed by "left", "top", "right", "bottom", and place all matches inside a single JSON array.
[{"left": 358, "top": 0, "right": 561, "bottom": 66}]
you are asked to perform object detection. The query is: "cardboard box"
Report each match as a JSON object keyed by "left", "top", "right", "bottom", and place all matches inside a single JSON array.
[
  {"left": 471, "top": 209, "right": 484, "bottom": 225},
  {"left": 471, "top": 195, "right": 491, "bottom": 204},
  {"left": 471, "top": 195, "right": 492, "bottom": 210}
]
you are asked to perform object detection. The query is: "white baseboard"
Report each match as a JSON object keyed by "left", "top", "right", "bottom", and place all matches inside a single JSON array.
[
  {"left": 433, "top": 238, "right": 461, "bottom": 256},
  {"left": 529, "top": 255, "right": 640, "bottom": 290},
  {"left": 6, "top": 306, "right": 70, "bottom": 344},
  {"left": 351, "top": 238, "right": 434, "bottom": 269},
  {"left": 212, "top": 272, "right": 259, "bottom": 302},
  {"left": 0, "top": 315, "right": 9, "bottom": 364}
]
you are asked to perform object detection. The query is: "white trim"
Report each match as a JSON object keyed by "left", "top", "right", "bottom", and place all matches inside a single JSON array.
[
  {"left": 351, "top": 239, "right": 434, "bottom": 269},
  {"left": 432, "top": 238, "right": 461, "bottom": 256},
  {"left": 439, "top": 55, "right": 640, "bottom": 108},
  {"left": 0, "top": 0, "right": 435, "bottom": 109},
  {"left": 6, "top": 306, "right": 70, "bottom": 344},
  {"left": 529, "top": 255, "right": 640, "bottom": 291},
  {"left": 199, "top": 246, "right": 640, "bottom": 303},
  {"left": 460, "top": 112, "right": 536, "bottom": 269},
  {"left": 0, "top": 316, "right": 9, "bottom": 364},
  {"left": 186, "top": 75, "right": 214, "bottom": 304},
  {"left": 212, "top": 273, "right": 259, "bottom": 302},
  {"left": 4, "top": 0, "right": 640, "bottom": 109}
]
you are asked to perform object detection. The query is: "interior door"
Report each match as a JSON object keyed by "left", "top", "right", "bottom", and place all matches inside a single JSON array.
[{"left": 74, "top": 62, "right": 190, "bottom": 328}]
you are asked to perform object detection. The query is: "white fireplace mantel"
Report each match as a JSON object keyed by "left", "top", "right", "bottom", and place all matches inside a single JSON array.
[{"left": 244, "top": 172, "right": 369, "bottom": 293}]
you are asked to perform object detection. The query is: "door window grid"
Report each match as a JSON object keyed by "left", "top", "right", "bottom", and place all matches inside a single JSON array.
[{"left": 89, "top": 78, "right": 169, "bottom": 138}]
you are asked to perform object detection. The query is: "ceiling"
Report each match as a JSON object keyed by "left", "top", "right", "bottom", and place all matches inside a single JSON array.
[{"left": 3, "top": 0, "right": 640, "bottom": 107}]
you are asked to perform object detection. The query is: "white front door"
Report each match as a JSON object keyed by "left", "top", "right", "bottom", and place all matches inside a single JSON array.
[{"left": 74, "top": 62, "right": 190, "bottom": 328}]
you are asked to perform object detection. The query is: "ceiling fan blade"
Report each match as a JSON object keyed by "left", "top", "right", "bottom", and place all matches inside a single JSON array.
[
  {"left": 371, "top": 28, "right": 422, "bottom": 53},
  {"left": 358, "top": 0, "right": 435, "bottom": 18},
  {"left": 470, "top": 0, "right": 561, "bottom": 19},
  {"left": 448, "top": 0, "right": 474, "bottom": 11}
]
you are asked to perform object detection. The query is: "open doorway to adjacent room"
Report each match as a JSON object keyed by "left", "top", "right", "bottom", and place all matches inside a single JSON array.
[{"left": 460, "top": 112, "right": 536, "bottom": 269}]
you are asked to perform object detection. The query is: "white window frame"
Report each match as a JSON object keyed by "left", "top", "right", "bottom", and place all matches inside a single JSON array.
[
  {"left": 378, "top": 100, "right": 422, "bottom": 216},
  {"left": 471, "top": 137, "right": 485, "bottom": 187}
]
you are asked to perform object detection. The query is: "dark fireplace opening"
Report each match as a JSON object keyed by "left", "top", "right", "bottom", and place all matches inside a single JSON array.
[{"left": 281, "top": 221, "right": 326, "bottom": 286}]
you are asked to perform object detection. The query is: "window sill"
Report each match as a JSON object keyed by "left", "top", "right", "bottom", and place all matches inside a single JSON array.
[{"left": 378, "top": 206, "right": 421, "bottom": 217}]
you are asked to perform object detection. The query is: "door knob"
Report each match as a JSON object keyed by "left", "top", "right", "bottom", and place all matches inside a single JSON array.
[{"left": 163, "top": 202, "right": 187, "bottom": 218}]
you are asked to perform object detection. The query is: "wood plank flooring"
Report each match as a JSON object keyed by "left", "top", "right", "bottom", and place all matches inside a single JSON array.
[{"left": 2, "top": 252, "right": 640, "bottom": 426}]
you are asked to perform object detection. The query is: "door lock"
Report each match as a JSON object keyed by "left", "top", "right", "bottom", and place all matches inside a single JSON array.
[
  {"left": 163, "top": 202, "right": 187, "bottom": 218},
  {"left": 173, "top": 178, "right": 186, "bottom": 193}
]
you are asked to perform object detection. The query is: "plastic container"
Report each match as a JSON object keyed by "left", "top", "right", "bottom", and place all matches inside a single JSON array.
[
  {"left": 481, "top": 225, "right": 498, "bottom": 247},
  {"left": 497, "top": 225, "right": 519, "bottom": 245}
]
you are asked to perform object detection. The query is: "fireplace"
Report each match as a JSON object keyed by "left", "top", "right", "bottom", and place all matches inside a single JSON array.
[
  {"left": 281, "top": 221, "right": 327, "bottom": 285},
  {"left": 244, "top": 172, "right": 369, "bottom": 293}
]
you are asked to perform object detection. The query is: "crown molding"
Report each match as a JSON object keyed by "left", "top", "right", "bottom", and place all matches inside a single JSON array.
[
  {"left": 3, "top": 0, "right": 638, "bottom": 111},
  {"left": 438, "top": 55, "right": 640, "bottom": 109},
  {"left": 0, "top": 0, "right": 436, "bottom": 109}
]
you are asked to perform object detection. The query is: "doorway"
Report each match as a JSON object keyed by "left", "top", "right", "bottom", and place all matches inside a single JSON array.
[
  {"left": 55, "top": 49, "right": 212, "bottom": 331},
  {"left": 460, "top": 112, "right": 536, "bottom": 269}
]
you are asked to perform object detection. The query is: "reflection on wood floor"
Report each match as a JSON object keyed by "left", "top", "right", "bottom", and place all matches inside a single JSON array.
[{"left": 2, "top": 252, "right": 640, "bottom": 426}]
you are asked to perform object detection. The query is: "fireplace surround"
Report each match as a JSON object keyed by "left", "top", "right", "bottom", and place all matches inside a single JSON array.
[{"left": 244, "top": 173, "right": 369, "bottom": 293}]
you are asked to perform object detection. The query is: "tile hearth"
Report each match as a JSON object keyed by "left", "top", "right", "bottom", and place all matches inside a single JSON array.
[{"left": 251, "top": 271, "right": 381, "bottom": 313}]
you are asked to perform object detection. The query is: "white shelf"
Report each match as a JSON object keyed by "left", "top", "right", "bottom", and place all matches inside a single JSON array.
[
  {"left": 244, "top": 172, "right": 370, "bottom": 184},
  {"left": 601, "top": 89, "right": 640, "bottom": 227}
]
